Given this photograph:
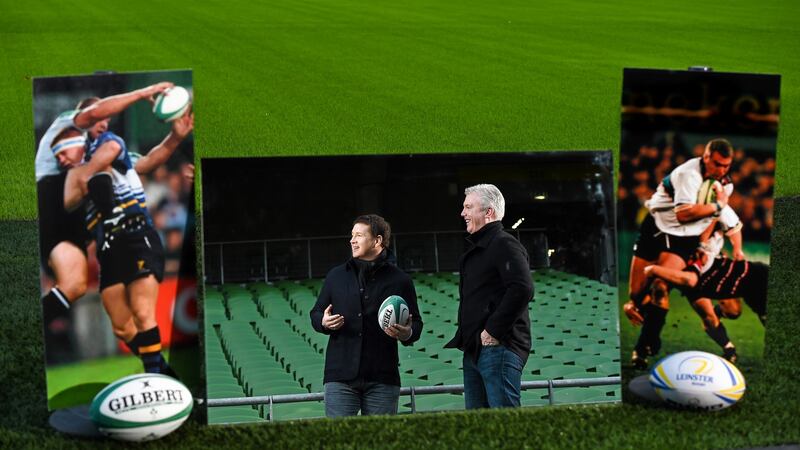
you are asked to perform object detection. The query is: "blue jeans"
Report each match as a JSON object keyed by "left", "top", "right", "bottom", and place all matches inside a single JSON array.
[
  {"left": 463, "top": 345, "right": 524, "bottom": 409},
  {"left": 323, "top": 379, "right": 400, "bottom": 417}
]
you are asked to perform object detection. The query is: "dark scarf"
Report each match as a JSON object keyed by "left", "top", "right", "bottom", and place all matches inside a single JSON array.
[{"left": 353, "top": 249, "right": 388, "bottom": 290}]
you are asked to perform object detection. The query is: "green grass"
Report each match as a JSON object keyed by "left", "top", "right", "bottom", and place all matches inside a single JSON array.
[
  {"left": 2, "top": 0, "right": 800, "bottom": 447},
  {"left": 46, "top": 354, "right": 143, "bottom": 406},
  {"left": 618, "top": 285, "right": 765, "bottom": 383},
  {"left": 1, "top": 0, "right": 800, "bottom": 219}
]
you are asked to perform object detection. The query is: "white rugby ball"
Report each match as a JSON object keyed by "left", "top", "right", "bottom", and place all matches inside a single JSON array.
[
  {"left": 90, "top": 373, "right": 193, "bottom": 441},
  {"left": 696, "top": 179, "right": 720, "bottom": 205},
  {"left": 649, "top": 350, "right": 745, "bottom": 410},
  {"left": 153, "top": 86, "right": 191, "bottom": 122},
  {"left": 378, "top": 295, "right": 410, "bottom": 330}
]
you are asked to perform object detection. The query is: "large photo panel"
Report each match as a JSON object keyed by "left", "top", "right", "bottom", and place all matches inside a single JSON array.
[
  {"left": 618, "top": 69, "right": 780, "bottom": 386},
  {"left": 34, "top": 70, "right": 199, "bottom": 410},
  {"left": 201, "top": 151, "right": 620, "bottom": 424}
]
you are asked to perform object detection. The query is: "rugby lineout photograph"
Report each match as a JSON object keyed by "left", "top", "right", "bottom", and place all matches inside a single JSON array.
[
  {"left": 200, "top": 151, "right": 620, "bottom": 424},
  {"left": 34, "top": 70, "right": 199, "bottom": 412},
  {"left": 617, "top": 68, "right": 780, "bottom": 403}
]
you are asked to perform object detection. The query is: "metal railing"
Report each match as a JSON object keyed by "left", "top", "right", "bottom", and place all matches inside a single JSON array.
[
  {"left": 203, "top": 229, "right": 549, "bottom": 284},
  {"left": 206, "top": 376, "right": 621, "bottom": 421}
]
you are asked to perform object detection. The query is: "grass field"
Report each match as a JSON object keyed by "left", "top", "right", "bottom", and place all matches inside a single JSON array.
[
  {"left": 44, "top": 348, "right": 201, "bottom": 410},
  {"left": 618, "top": 285, "right": 765, "bottom": 379},
  {"left": 2, "top": 0, "right": 800, "bottom": 448},
  {"left": 1, "top": 1, "right": 799, "bottom": 220}
]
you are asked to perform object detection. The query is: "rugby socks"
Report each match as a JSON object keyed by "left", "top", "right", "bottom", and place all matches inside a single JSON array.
[
  {"left": 636, "top": 304, "right": 666, "bottom": 356},
  {"left": 630, "top": 289, "right": 649, "bottom": 308},
  {"left": 87, "top": 172, "right": 115, "bottom": 218},
  {"left": 123, "top": 334, "right": 140, "bottom": 356},
  {"left": 135, "top": 326, "right": 177, "bottom": 378},
  {"left": 41, "top": 287, "right": 72, "bottom": 364},
  {"left": 705, "top": 322, "right": 732, "bottom": 349},
  {"left": 41, "top": 287, "right": 70, "bottom": 328},
  {"left": 136, "top": 326, "right": 166, "bottom": 373}
]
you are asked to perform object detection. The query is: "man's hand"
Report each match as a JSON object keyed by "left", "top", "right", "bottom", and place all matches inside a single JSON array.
[
  {"left": 321, "top": 304, "right": 344, "bottom": 331},
  {"left": 182, "top": 163, "right": 195, "bottom": 183},
  {"left": 713, "top": 182, "right": 729, "bottom": 210},
  {"left": 139, "top": 82, "right": 175, "bottom": 104},
  {"left": 480, "top": 329, "right": 499, "bottom": 346},
  {"left": 624, "top": 301, "right": 644, "bottom": 326},
  {"left": 384, "top": 315, "right": 412, "bottom": 341},
  {"left": 172, "top": 111, "right": 194, "bottom": 140},
  {"left": 732, "top": 248, "right": 746, "bottom": 261}
]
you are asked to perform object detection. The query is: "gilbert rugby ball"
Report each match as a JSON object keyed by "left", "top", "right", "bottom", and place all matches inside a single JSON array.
[
  {"left": 378, "top": 295, "right": 410, "bottom": 330},
  {"left": 696, "top": 179, "right": 720, "bottom": 205},
  {"left": 649, "top": 350, "right": 745, "bottom": 410},
  {"left": 152, "top": 86, "right": 191, "bottom": 122},
  {"left": 90, "top": 373, "right": 193, "bottom": 441}
]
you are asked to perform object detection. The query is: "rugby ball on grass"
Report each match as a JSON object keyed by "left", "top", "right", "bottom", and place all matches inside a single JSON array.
[
  {"left": 378, "top": 295, "right": 410, "bottom": 330},
  {"left": 649, "top": 350, "right": 745, "bottom": 410},
  {"left": 90, "top": 373, "right": 193, "bottom": 441},
  {"left": 153, "top": 86, "right": 191, "bottom": 122}
]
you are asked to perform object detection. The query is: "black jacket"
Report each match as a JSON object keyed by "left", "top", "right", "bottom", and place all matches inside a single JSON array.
[
  {"left": 445, "top": 221, "right": 533, "bottom": 363},
  {"left": 310, "top": 250, "right": 423, "bottom": 386}
]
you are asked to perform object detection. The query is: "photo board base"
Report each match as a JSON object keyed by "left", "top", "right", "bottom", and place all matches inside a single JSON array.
[
  {"left": 627, "top": 375, "right": 663, "bottom": 403},
  {"left": 48, "top": 404, "right": 103, "bottom": 439}
]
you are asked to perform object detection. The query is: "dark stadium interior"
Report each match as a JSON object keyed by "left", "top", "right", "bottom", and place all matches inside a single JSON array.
[{"left": 201, "top": 151, "right": 616, "bottom": 284}]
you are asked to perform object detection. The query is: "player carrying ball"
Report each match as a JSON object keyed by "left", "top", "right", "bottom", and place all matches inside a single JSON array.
[{"left": 625, "top": 138, "right": 741, "bottom": 369}]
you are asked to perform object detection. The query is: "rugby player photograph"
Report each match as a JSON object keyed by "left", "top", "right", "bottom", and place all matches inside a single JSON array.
[
  {"left": 33, "top": 70, "right": 197, "bottom": 409},
  {"left": 617, "top": 68, "right": 779, "bottom": 380}
]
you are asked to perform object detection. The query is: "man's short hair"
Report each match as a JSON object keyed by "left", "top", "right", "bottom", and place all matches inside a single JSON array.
[
  {"left": 465, "top": 184, "right": 505, "bottom": 220},
  {"left": 353, "top": 214, "right": 391, "bottom": 248},
  {"left": 706, "top": 138, "right": 733, "bottom": 158}
]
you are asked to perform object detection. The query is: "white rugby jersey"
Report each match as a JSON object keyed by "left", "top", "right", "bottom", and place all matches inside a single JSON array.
[
  {"left": 694, "top": 207, "right": 742, "bottom": 274},
  {"left": 645, "top": 157, "right": 734, "bottom": 236},
  {"left": 34, "top": 110, "right": 87, "bottom": 181},
  {"left": 695, "top": 231, "right": 725, "bottom": 275}
]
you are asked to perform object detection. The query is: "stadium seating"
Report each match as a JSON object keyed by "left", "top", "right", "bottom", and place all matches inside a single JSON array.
[{"left": 204, "top": 268, "right": 621, "bottom": 422}]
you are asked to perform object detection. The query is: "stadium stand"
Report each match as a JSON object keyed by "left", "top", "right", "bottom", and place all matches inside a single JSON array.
[{"left": 204, "top": 269, "right": 620, "bottom": 423}]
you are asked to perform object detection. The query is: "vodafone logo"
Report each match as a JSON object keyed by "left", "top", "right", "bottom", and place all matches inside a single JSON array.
[{"left": 173, "top": 285, "right": 197, "bottom": 335}]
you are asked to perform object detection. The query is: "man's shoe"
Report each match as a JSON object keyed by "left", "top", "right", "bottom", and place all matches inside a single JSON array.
[
  {"left": 723, "top": 347, "right": 738, "bottom": 365},
  {"left": 632, "top": 350, "right": 649, "bottom": 370}
]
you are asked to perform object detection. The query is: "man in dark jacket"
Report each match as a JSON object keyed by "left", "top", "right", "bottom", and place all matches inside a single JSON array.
[
  {"left": 310, "top": 214, "right": 423, "bottom": 417},
  {"left": 445, "top": 184, "right": 533, "bottom": 409}
]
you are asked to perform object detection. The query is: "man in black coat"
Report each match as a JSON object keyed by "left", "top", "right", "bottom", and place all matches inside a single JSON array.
[
  {"left": 310, "top": 214, "right": 423, "bottom": 417},
  {"left": 445, "top": 184, "right": 533, "bottom": 409}
]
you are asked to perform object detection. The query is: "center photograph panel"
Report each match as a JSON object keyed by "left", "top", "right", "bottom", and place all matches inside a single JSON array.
[{"left": 200, "top": 151, "right": 620, "bottom": 424}]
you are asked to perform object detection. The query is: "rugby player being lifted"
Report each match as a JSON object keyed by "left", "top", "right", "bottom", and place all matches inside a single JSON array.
[{"left": 642, "top": 217, "right": 767, "bottom": 363}]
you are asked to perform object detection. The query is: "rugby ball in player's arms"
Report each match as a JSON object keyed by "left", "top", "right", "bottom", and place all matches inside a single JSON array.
[
  {"left": 152, "top": 86, "right": 191, "bottom": 122},
  {"left": 90, "top": 373, "right": 193, "bottom": 441},
  {"left": 696, "top": 179, "right": 720, "bottom": 205},
  {"left": 649, "top": 350, "right": 745, "bottom": 410},
  {"left": 378, "top": 295, "right": 410, "bottom": 330}
]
